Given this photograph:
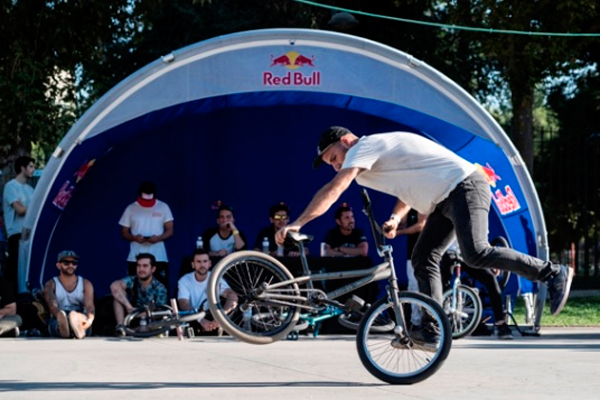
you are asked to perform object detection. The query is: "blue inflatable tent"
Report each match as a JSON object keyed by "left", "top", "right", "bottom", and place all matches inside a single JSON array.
[{"left": 20, "top": 29, "right": 548, "bottom": 299}]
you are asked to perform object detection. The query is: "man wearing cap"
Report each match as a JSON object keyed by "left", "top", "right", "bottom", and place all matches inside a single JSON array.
[
  {"left": 44, "top": 250, "right": 95, "bottom": 339},
  {"left": 275, "top": 126, "right": 573, "bottom": 331},
  {"left": 119, "top": 181, "right": 174, "bottom": 289},
  {"left": 323, "top": 202, "right": 368, "bottom": 257}
]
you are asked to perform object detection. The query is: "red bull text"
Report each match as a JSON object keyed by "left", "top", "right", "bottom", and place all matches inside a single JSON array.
[
  {"left": 475, "top": 162, "right": 521, "bottom": 215},
  {"left": 264, "top": 51, "right": 321, "bottom": 87}
]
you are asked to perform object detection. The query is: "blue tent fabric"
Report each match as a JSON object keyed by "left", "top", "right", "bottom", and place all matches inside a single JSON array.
[{"left": 21, "top": 29, "right": 548, "bottom": 298}]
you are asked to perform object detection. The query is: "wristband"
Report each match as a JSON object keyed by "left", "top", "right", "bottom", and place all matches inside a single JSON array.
[
  {"left": 232, "top": 230, "right": 240, "bottom": 236},
  {"left": 390, "top": 214, "right": 401, "bottom": 223}
]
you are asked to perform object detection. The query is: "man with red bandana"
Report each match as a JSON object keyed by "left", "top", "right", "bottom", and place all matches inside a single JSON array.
[{"left": 119, "top": 181, "right": 174, "bottom": 289}]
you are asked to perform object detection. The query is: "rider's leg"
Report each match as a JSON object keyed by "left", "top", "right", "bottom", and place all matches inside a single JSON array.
[
  {"left": 463, "top": 265, "right": 505, "bottom": 323},
  {"left": 440, "top": 172, "right": 556, "bottom": 281},
  {"left": 411, "top": 210, "right": 456, "bottom": 305}
]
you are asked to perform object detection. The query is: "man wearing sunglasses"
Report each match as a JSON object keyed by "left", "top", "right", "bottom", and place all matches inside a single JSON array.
[
  {"left": 253, "top": 202, "right": 305, "bottom": 257},
  {"left": 44, "top": 250, "right": 95, "bottom": 339}
]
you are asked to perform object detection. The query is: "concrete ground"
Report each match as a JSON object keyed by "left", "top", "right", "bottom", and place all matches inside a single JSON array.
[{"left": 1, "top": 327, "right": 599, "bottom": 400}]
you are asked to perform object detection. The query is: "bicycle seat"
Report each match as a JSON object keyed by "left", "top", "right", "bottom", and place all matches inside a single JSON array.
[{"left": 286, "top": 231, "right": 313, "bottom": 244}]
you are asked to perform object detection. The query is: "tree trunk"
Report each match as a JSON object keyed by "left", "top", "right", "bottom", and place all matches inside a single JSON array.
[{"left": 509, "top": 81, "right": 535, "bottom": 175}]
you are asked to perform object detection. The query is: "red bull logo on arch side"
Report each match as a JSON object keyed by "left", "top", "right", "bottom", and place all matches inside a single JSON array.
[
  {"left": 475, "top": 162, "right": 521, "bottom": 215},
  {"left": 263, "top": 51, "right": 321, "bottom": 86}
]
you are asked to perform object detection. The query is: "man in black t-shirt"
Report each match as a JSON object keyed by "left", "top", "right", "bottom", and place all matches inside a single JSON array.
[
  {"left": 323, "top": 203, "right": 368, "bottom": 257},
  {"left": 0, "top": 276, "right": 22, "bottom": 337},
  {"left": 254, "top": 202, "right": 304, "bottom": 257}
]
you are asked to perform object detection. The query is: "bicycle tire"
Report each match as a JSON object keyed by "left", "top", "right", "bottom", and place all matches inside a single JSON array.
[
  {"left": 442, "top": 284, "right": 482, "bottom": 339},
  {"left": 123, "top": 306, "right": 171, "bottom": 338},
  {"left": 356, "top": 291, "right": 452, "bottom": 384},
  {"left": 207, "top": 251, "right": 301, "bottom": 345},
  {"left": 490, "top": 236, "right": 511, "bottom": 289}
]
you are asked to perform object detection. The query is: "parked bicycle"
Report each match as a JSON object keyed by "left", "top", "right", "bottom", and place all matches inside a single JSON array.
[
  {"left": 442, "top": 237, "right": 511, "bottom": 339},
  {"left": 207, "top": 189, "right": 452, "bottom": 384},
  {"left": 122, "top": 299, "right": 208, "bottom": 338}
]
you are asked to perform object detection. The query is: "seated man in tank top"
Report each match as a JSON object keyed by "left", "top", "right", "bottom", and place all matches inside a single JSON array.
[{"left": 44, "top": 250, "right": 95, "bottom": 339}]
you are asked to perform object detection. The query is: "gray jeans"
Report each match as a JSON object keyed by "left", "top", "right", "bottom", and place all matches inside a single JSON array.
[{"left": 412, "top": 171, "right": 553, "bottom": 305}]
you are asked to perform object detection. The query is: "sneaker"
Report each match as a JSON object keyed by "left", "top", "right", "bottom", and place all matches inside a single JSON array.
[
  {"left": 115, "top": 324, "right": 127, "bottom": 337},
  {"left": 69, "top": 312, "right": 86, "bottom": 339},
  {"left": 545, "top": 264, "right": 574, "bottom": 316},
  {"left": 410, "top": 324, "right": 440, "bottom": 352},
  {"left": 495, "top": 323, "right": 513, "bottom": 340},
  {"left": 56, "top": 310, "right": 70, "bottom": 338}
]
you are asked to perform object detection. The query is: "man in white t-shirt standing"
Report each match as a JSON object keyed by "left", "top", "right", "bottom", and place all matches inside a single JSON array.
[
  {"left": 177, "top": 248, "right": 238, "bottom": 334},
  {"left": 275, "top": 126, "right": 573, "bottom": 342},
  {"left": 119, "top": 181, "right": 174, "bottom": 290},
  {"left": 2, "top": 156, "right": 35, "bottom": 292}
]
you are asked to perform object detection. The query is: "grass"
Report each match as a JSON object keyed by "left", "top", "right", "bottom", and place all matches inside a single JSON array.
[{"left": 512, "top": 296, "right": 600, "bottom": 327}]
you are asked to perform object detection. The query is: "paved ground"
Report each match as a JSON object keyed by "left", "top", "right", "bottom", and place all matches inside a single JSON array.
[{"left": 1, "top": 327, "right": 600, "bottom": 400}]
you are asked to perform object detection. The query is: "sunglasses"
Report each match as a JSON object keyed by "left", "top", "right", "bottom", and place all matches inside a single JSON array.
[
  {"left": 61, "top": 260, "right": 78, "bottom": 266},
  {"left": 272, "top": 214, "right": 289, "bottom": 221}
]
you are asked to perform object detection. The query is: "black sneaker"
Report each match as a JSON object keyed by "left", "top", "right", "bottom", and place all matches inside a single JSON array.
[
  {"left": 410, "top": 324, "right": 440, "bottom": 352},
  {"left": 495, "top": 323, "right": 513, "bottom": 340},
  {"left": 545, "top": 264, "right": 574, "bottom": 316},
  {"left": 115, "top": 324, "right": 126, "bottom": 337}
]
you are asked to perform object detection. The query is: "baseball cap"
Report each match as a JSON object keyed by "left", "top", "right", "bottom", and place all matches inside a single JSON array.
[
  {"left": 312, "top": 126, "right": 351, "bottom": 169},
  {"left": 57, "top": 250, "right": 79, "bottom": 262}
]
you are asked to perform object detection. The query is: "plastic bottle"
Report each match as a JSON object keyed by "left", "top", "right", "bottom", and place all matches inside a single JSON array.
[
  {"left": 262, "top": 237, "right": 270, "bottom": 253},
  {"left": 243, "top": 307, "right": 252, "bottom": 330},
  {"left": 276, "top": 245, "right": 284, "bottom": 257},
  {"left": 196, "top": 236, "right": 203, "bottom": 249}
]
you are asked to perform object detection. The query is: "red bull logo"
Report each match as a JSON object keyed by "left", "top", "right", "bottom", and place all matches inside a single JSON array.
[
  {"left": 475, "top": 162, "right": 521, "bottom": 215},
  {"left": 264, "top": 51, "right": 321, "bottom": 86}
]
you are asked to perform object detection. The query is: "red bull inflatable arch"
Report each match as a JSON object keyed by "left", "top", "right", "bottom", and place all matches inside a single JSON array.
[{"left": 21, "top": 29, "right": 548, "bottom": 304}]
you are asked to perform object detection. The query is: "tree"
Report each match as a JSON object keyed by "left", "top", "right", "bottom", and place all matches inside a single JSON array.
[{"left": 0, "top": 0, "right": 131, "bottom": 174}]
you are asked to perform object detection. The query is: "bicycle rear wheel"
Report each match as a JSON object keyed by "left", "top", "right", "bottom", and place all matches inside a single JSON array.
[
  {"left": 356, "top": 292, "right": 452, "bottom": 384},
  {"left": 207, "top": 251, "right": 301, "bottom": 345},
  {"left": 123, "top": 306, "right": 171, "bottom": 338},
  {"left": 442, "top": 284, "right": 482, "bottom": 339}
]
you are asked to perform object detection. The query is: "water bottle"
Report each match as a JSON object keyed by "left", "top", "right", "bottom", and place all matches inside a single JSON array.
[
  {"left": 276, "top": 245, "right": 284, "bottom": 257},
  {"left": 262, "top": 237, "right": 270, "bottom": 253},
  {"left": 140, "top": 317, "right": 148, "bottom": 331},
  {"left": 196, "top": 236, "right": 203, "bottom": 249}
]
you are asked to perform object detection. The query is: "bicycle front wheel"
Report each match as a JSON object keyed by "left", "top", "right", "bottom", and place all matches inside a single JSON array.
[
  {"left": 356, "top": 292, "right": 452, "bottom": 385},
  {"left": 442, "top": 284, "right": 483, "bottom": 339},
  {"left": 207, "top": 251, "right": 301, "bottom": 345}
]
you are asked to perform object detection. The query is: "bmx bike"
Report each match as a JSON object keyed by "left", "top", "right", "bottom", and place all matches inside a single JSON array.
[
  {"left": 122, "top": 299, "right": 209, "bottom": 339},
  {"left": 207, "top": 189, "right": 452, "bottom": 384},
  {"left": 442, "top": 237, "right": 511, "bottom": 339}
]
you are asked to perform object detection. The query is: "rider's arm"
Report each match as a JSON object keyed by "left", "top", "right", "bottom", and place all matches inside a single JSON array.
[
  {"left": 294, "top": 167, "right": 363, "bottom": 227},
  {"left": 44, "top": 279, "right": 61, "bottom": 317},
  {"left": 395, "top": 213, "right": 428, "bottom": 236},
  {"left": 382, "top": 199, "right": 413, "bottom": 239}
]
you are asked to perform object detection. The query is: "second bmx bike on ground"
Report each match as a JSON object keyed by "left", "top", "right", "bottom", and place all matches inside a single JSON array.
[{"left": 206, "top": 189, "right": 452, "bottom": 385}]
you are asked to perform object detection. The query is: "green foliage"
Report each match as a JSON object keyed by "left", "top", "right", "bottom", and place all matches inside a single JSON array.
[{"left": 514, "top": 296, "right": 600, "bottom": 326}]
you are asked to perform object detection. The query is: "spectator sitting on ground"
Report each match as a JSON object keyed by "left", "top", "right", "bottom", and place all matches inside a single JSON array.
[
  {"left": 202, "top": 202, "right": 247, "bottom": 257},
  {"left": 119, "top": 181, "right": 174, "bottom": 289},
  {"left": 0, "top": 275, "right": 22, "bottom": 337},
  {"left": 323, "top": 203, "right": 368, "bottom": 257},
  {"left": 111, "top": 253, "right": 168, "bottom": 336},
  {"left": 253, "top": 202, "right": 307, "bottom": 257},
  {"left": 177, "top": 248, "right": 238, "bottom": 334},
  {"left": 43, "top": 250, "right": 95, "bottom": 339}
]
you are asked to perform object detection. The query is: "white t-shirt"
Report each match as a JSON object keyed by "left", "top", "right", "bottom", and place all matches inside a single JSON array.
[
  {"left": 177, "top": 271, "right": 230, "bottom": 310},
  {"left": 342, "top": 132, "right": 477, "bottom": 214},
  {"left": 2, "top": 179, "right": 34, "bottom": 237},
  {"left": 118, "top": 200, "right": 174, "bottom": 262}
]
